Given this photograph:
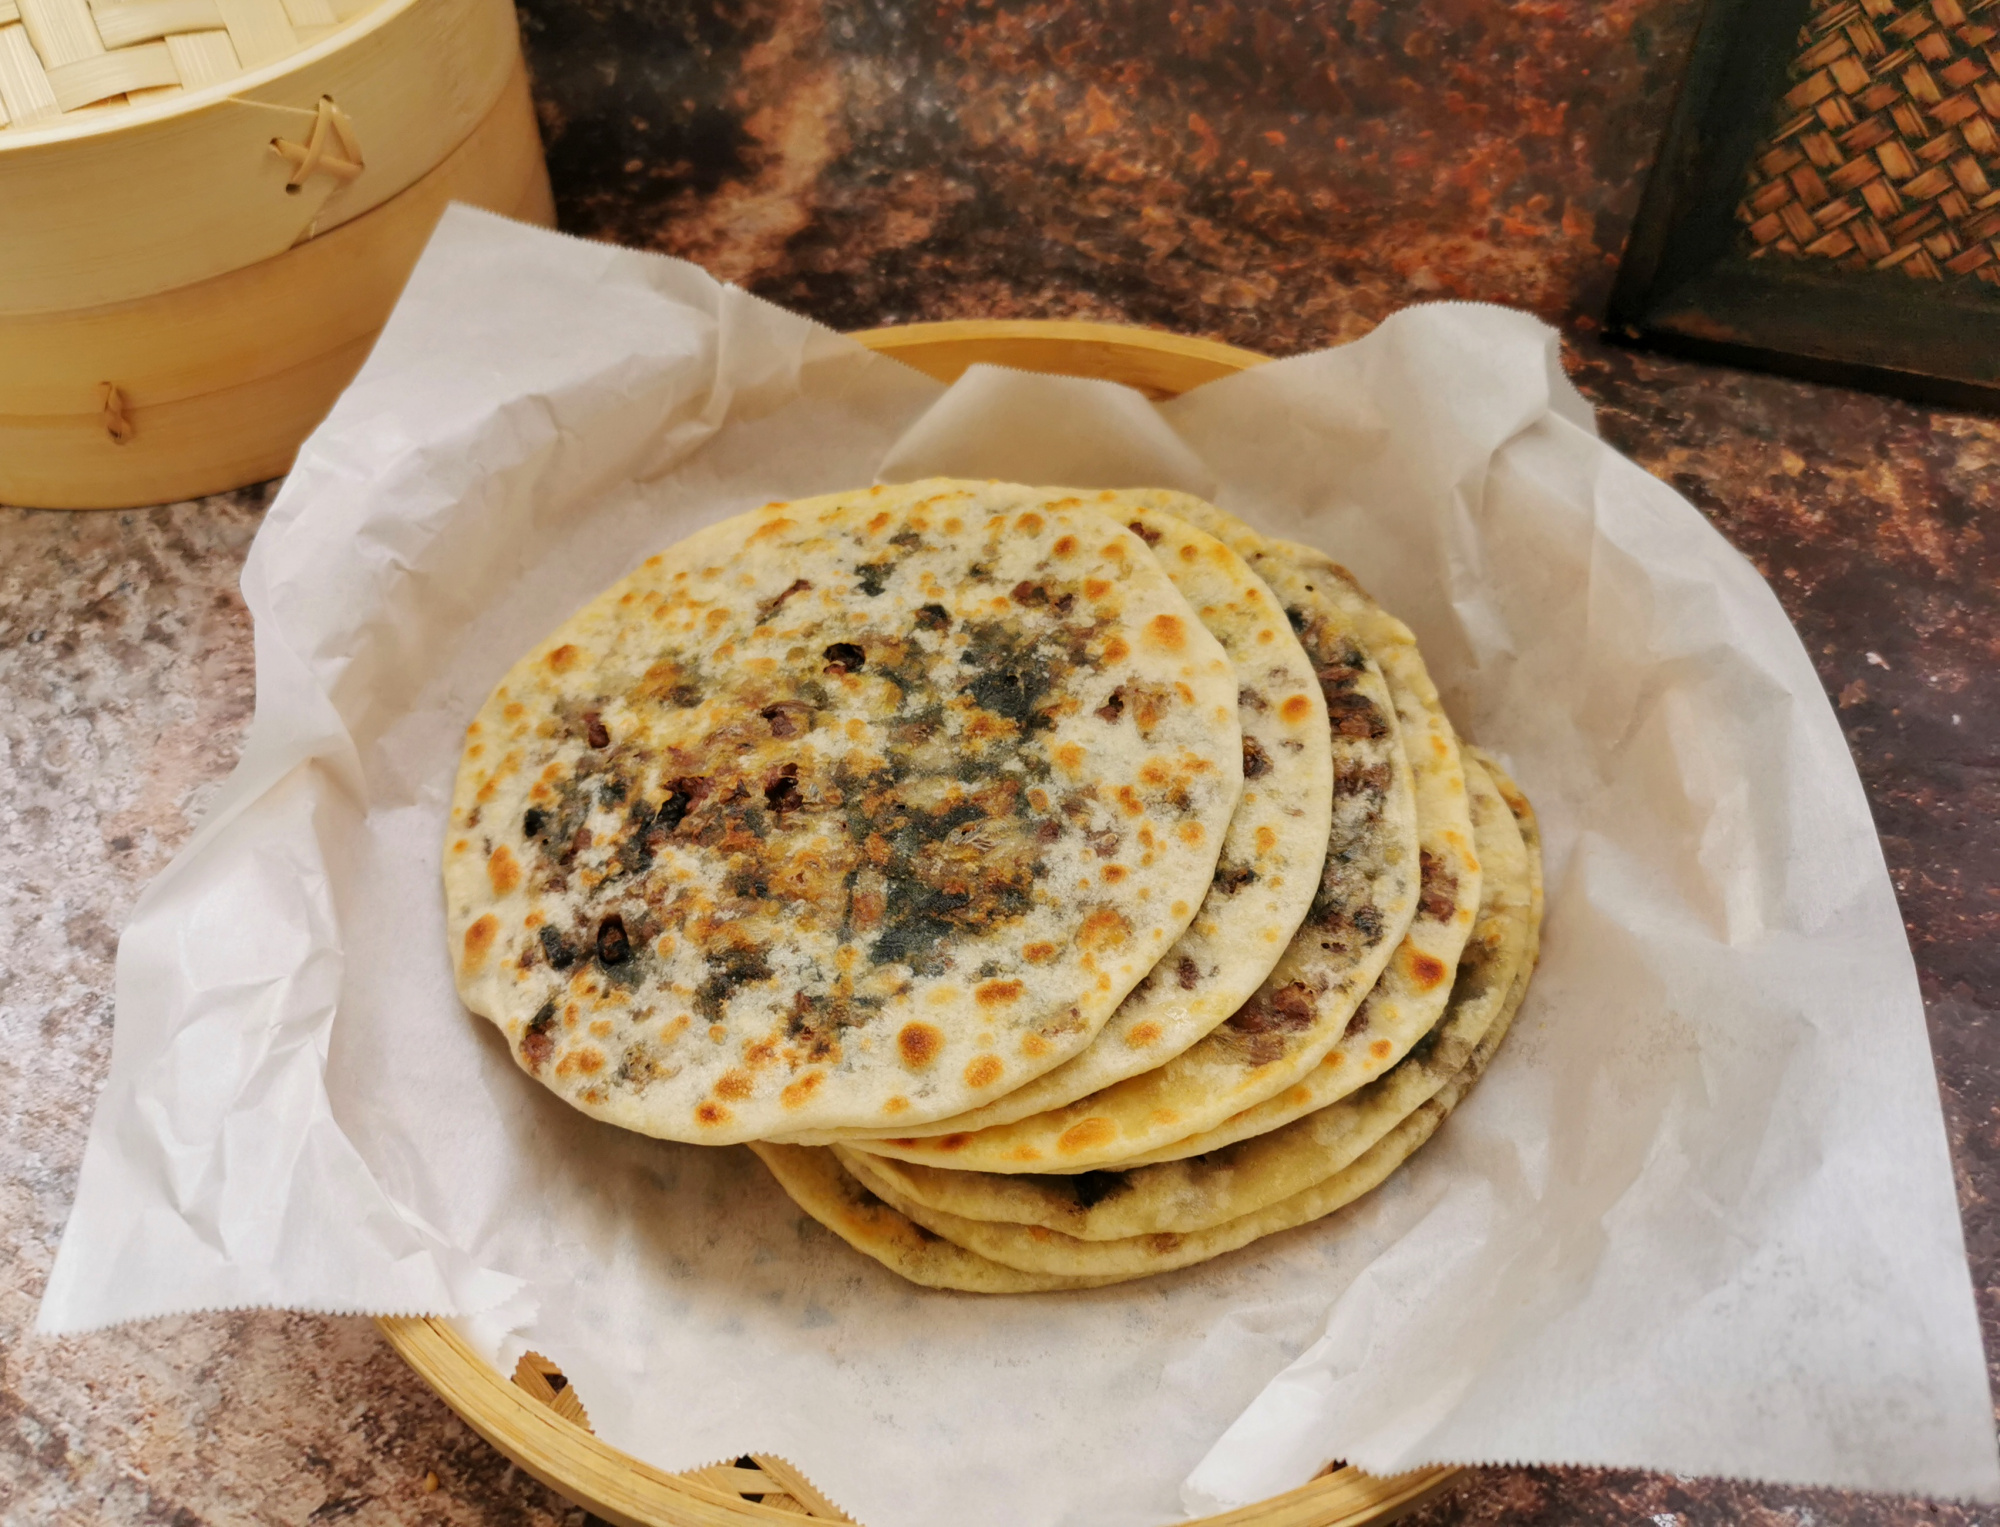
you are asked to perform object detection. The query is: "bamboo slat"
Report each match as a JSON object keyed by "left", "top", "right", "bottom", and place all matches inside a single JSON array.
[
  {"left": 0, "top": 0, "right": 305, "bottom": 119},
  {"left": 0, "top": 21, "right": 62, "bottom": 123},
  {"left": 46, "top": 39, "right": 172, "bottom": 108},
  {"left": 280, "top": 0, "right": 336, "bottom": 28},
  {"left": 18, "top": 0, "right": 105, "bottom": 69},
  {"left": 91, "top": 0, "right": 222, "bottom": 48},
  {"left": 161, "top": 26, "right": 236, "bottom": 85},
  {"left": 211, "top": 0, "right": 294, "bottom": 68}
]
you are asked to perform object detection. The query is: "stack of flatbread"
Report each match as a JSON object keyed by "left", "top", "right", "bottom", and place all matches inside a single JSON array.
[{"left": 445, "top": 480, "right": 1543, "bottom": 1293}]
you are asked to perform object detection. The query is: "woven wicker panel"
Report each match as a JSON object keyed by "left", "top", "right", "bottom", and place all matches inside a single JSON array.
[
  {"left": 0, "top": 0, "right": 375, "bottom": 131},
  {"left": 1737, "top": 0, "right": 2000, "bottom": 284}
]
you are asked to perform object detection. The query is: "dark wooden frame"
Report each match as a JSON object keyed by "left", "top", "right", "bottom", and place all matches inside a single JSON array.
[{"left": 1608, "top": 0, "right": 2000, "bottom": 412}]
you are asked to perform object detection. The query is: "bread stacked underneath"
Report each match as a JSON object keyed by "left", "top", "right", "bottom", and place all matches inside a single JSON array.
[{"left": 446, "top": 480, "right": 1542, "bottom": 1292}]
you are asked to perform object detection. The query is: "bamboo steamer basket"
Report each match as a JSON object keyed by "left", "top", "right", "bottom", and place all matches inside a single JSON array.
[
  {"left": 0, "top": 0, "right": 546, "bottom": 509},
  {"left": 374, "top": 318, "right": 1468, "bottom": 1527},
  {"left": 1, "top": 56, "right": 551, "bottom": 508},
  {"left": 0, "top": 0, "right": 524, "bottom": 310}
]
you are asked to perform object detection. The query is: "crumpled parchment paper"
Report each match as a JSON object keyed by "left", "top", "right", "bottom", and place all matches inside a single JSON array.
[{"left": 40, "top": 206, "right": 1999, "bottom": 1527}]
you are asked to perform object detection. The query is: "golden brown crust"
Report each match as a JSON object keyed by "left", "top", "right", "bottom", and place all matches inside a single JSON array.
[
  {"left": 839, "top": 514, "right": 1424, "bottom": 1174},
  {"left": 783, "top": 499, "right": 1337, "bottom": 1141},
  {"left": 749, "top": 1142, "right": 1117, "bottom": 1293},
  {"left": 846, "top": 753, "right": 1533, "bottom": 1238},
  {"left": 443, "top": 481, "right": 1242, "bottom": 1143}
]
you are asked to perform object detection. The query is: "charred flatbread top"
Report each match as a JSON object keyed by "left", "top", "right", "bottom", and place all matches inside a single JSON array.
[{"left": 444, "top": 480, "right": 1243, "bottom": 1143}]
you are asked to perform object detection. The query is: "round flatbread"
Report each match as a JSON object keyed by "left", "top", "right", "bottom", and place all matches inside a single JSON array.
[
  {"left": 838, "top": 969, "right": 1520, "bottom": 1281},
  {"left": 1148, "top": 501, "right": 1486, "bottom": 1126},
  {"left": 784, "top": 501, "right": 1334, "bottom": 1140},
  {"left": 843, "top": 520, "right": 1422, "bottom": 1174},
  {"left": 1475, "top": 746, "right": 1544, "bottom": 999},
  {"left": 767, "top": 756, "right": 1542, "bottom": 1292},
  {"left": 1109, "top": 751, "right": 1521, "bottom": 1167},
  {"left": 841, "top": 751, "right": 1535, "bottom": 1238},
  {"left": 444, "top": 480, "right": 1243, "bottom": 1143},
  {"left": 748, "top": 1142, "right": 1113, "bottom": 1293}
]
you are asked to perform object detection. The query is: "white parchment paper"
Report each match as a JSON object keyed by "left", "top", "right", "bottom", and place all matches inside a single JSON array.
[{"left": 39, "top": 206, "right": 1999, "bottom": 1524}]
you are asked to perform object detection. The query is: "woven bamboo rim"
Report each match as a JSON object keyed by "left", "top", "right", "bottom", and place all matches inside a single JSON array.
[
  {"left": 1737, "top": 0, "right": 2000, "bottom": 283},
  {"left": 379, "top": 1314, "right": 1460, "bottom": 1527},
  {"left": 373, "top": 318, "right": 1467, "bottom": 1527}
]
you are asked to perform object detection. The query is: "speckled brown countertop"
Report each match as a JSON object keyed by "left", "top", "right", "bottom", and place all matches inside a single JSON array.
[{"left": 3, "top": 0, "right": 1997, "bottom": 1522}]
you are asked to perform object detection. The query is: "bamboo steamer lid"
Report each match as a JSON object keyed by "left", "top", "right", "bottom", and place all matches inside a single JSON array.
[
  {"left": 0, "top": 55, "right": 552, "bottom": 508},
  {"left": 0, "top": 0, "right": 522, "bottom": 313}
]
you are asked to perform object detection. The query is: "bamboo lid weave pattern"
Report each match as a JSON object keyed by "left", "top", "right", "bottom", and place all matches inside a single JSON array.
[
  {"left": 0, "top": 0, "right": 381, "bottom": 131},
  {"left": 1737, "top": 0, "right": 2000, "bottom": 285}
]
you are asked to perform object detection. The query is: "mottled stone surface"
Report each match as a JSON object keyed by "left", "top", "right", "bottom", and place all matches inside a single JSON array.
[
  {"left": 522, "top": 0, "right": 1708, "bottom": 347},
  {"left": 4, "top": 0, "right": 1999, "bottom": 1521},
  {"left": 0, "top": 496, "right": 590, "bottom": 1525}
]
